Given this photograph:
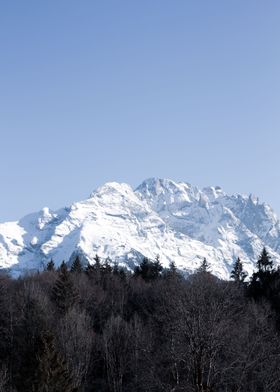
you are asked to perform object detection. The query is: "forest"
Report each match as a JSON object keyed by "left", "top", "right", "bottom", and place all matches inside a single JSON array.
[{"left": 0, "top": 248, "right": 280, "bottom": 392}]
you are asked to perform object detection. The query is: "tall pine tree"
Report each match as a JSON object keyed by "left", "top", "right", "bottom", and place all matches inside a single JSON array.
[
  {"left": 51, "top": 262, "right": 79, "bottom": 313},
  {"left": 231, "top": 257, "right": 247, "bottom": 284},
  {"left": 12, "top": 298, "right": 47, "bottom": 392},
  {"left": 32, "top": 332, "right": 77, "bottom": 392},
  {"left": 46, "top": 259, "right": 55, "bottom": 272},
  {"left": 197, "top": 258, "right": 211, "bottom": 274},
  {"left": 257, "top": 247, "right": 273, "bottom": 273},
  {"left": 0, "top": 279, "right": 10, "bottom": 366},
  {"left": 248, "top": 248, "right": 275, "bottom": 301},
  {"left": 134, "top": 256, "right": 163, "bottom": 282},
  {"left": 70, "top": 256, "right": 83, "bottom": 274}
]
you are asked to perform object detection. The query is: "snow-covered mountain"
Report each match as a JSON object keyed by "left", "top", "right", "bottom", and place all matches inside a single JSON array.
[{"left": 1, "top": 178, "right": 280, "bottom": 279}]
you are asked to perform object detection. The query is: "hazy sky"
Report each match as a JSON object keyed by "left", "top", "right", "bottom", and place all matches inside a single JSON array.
[{"left": 0, "top": 1, "right": 280, "bottom": 221}]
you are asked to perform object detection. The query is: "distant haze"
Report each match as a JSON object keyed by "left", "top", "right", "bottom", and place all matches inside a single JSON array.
[{"left": 0, "top": 1, "right": 280, "bottom": 221}]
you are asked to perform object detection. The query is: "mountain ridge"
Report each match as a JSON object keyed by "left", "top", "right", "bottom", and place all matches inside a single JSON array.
[{"left": 1, "top": 177, "right": 280, "bottom": 278}]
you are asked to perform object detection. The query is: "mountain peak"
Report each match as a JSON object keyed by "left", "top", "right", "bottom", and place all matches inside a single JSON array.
[
  {"left": 136, "top": 177, "right": 176, "bottom": 193},
  {"left": 1, "top": 178, "right": 280, "bottom": 278},
  {"left": 90, "top": 181, "right": 133, "bottom": 198},
  {"left": 202, "top": 186, "right": 225, "bottom": 201}
]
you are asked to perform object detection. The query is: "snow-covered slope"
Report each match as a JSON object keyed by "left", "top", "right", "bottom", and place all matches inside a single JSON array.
[{"left": 1, "top": 178, "right": 280, "bottom": 279}]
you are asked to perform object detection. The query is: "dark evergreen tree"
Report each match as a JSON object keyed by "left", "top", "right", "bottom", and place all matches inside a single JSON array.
[
  {"left": 230, "top": 257, "right": 247, "bottom": 284},
  {"left": 134, "top": 257, "right": 150, "bottom": 281},
  {"left": 51, "top": 262, "right": 79, "bottom": 313},
  {"left": 0, "top": 279, "right": 10, "bottom": 365},
  {"left": 118, "top": 268, "right": 127, "bottom": 282},
  {"left": 248, "top": 248, "right": 277, "bottom": 302},
  {"left": 93, "top": 254, "right": 101, "bottom": 269},
  {"left": 85, "top": 261, "right": 95, "bottom": 275},
  {"left": 163, "top": 261, "right": 182, "bottom": 281},
  {"left": 99, "top": 258, "right": 113, "bottom": 290},
  {"left": 197, "top": 257, "right": 210, "bottom": 273},
  {"left": 32, "top": 332, "right": 77, "bottom": 392},
  {"left": 169, "top": 260, "right": 177, "bottom": 274},
  {"left": 85, "top": 254, "right": 102, "bottom": 283},
  {"left": 58, "top": 260, "right": 68, "bottom": 273},
  {"left": 12, "top": 298, "right": 47, "bottom": 392},
  {"left": 257, "top": 247, "right": 273, "bottom": 273},
  {"left": 154, "top": 255, "right": 162, "bottom": 275},
  {"left": 103, "top": 258, "right": 112, "bottom": 273},
  {"left": 46, "top": 259, "right": 55, "bottom": 272},
  {"left": 111, "top": 264, "right": 127, "bottom": 285},
  {"left": 134, "top": 256, "right": 163, "bottom": 282},
  {"left": 70, "top": 256, "right": 83, "bottom": 274},
  {"left": 113, "top": 262, "right": 119, "bottom": 276}
]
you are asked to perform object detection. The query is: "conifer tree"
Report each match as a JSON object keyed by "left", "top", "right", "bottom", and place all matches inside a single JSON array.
[
  {"left": 32, "top": 332, "right": 77, "bottom": 392},
  {"left": 85, "top": 255, "right": 103, "bottom": 284},
  {"left": 12, "top": 298, "right": 47, "bottom": 392},
  {"left": 93, "top": 254, "right": 101, "bottom": 270},
  {"left": 230, "top": 257, "right": 247, "bottom": 284},
  {"left": 113, "top": 262, "right": 119, "bottom": 276},
  {"left": 58, "top": 260, "right": 67, "bottom": 273},
  {"left": 163, "top": 260, "right": 181, "bottom": 281},
  {"left": 103, "top": 258, "right": 112, "bottom": 273},
  {"left": 134, "top": 257, "right": 149, "bottom": 280},
  {"left": 154, "top": 255, "right": 162, "bottom": 274},
  {"left": 85, "top": 262, "right": 95, "bottom": 275},
  {"left": 0, "top": 279, "right": 10, "bottom": 365},
  {"left": 70, "top": 256, "right": 83, "bottom": 274},
  {"left": 118, "top": 268, "right": 127, "bottom": 282},
  {"left": 51, "top": 262, "right": 79, "bottom": 313},
  {"left": 169, "top": 261, "right": 177, "bottom": 274},
  {"left": 197, "top": 257, "right": 210, "bottom": 273},
  {"left": 248, "top": 248, "right": 276, "bottom": 301},
  {"left": 46, "top": 259, "right": 55, "bottom": 272},
  {"left": 257, "top": 247, "right": 273, "bottom": 273},
  {"left": 112, "top": 263, "right": 127, "bottom": 282},
  {"left": 134, "top": 256, "right": 163, "bottom": 282}
]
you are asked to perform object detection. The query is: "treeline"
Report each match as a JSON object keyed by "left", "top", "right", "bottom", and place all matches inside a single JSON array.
[{"left": 1, "top": 249, "right": 280, "bottom": 391}]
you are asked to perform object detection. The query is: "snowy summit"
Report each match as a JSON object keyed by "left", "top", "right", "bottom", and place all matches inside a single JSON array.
[{"left": 1, "top": 178, "right": 280, "bottom": 279}]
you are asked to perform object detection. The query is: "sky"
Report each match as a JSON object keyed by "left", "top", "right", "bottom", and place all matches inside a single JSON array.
[{"left": 0, "top": 0, "right": 280, "bottom": 222}]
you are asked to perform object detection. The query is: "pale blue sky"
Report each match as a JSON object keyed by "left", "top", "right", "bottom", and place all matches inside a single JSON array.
[{"left": 0, "top": 1, "right": 280, "bottom": 221}]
